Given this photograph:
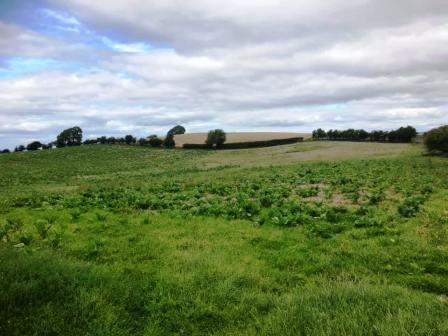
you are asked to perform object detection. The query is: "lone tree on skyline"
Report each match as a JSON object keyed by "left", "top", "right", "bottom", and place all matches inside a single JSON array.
[
  {"left": 26, "top": 141, "right": 42, "bottom": 151},
  {"left": 56, "top": 126, "right": 83, "bottom": 147},
  {"left": 167, "top": 125, "right": 186, "bottom": 136},
  {"left": 206, "top": 129, "right": 226, "bottom": 148}
]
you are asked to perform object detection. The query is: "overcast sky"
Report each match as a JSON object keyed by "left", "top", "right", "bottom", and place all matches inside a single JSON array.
[{"left": 1, "top": 0, "right": 447, "bottom": 148}]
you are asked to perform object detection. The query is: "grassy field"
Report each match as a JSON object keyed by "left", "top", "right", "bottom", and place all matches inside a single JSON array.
[
  {"left": 1, "top": 142, "right": 447, "bottom": 335},
  {"left": 173, "top": 132, "right": 311, "bottom": 147}
]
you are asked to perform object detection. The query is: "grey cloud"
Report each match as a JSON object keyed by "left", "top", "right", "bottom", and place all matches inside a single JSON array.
[
  {"left": 48, "top": 0, "right": 448, "bottom": 51},
  {"left": 1, "top": 1, "right": 448, "bottom": 148}
]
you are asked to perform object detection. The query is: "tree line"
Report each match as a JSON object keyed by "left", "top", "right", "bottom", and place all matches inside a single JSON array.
[
  {"left": 2, "top": 124, "right": 447, "bottom": 154},
  {"left": 312, "top": 126, "right": 417, "bottom": 143},
  {"left": 1, "top": 125, "right": 186, "bottom": 153}
]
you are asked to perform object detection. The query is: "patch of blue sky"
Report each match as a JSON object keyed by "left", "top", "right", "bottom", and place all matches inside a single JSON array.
[
  {"left": 37, "top": 8, "right": 160, "bottom": 54},
  {"left": 31, "top": 8, "right": 86, "bottom": 38},
  {"left": 118, "top": 72, "right": 138, "bottom": 80},
  {"left": 100, "top": 37, "right": 153, "bottom": 53},
  {"left": 41, "top": 9, "right": 82, "bottom": 28},
  {"left": 0, "top": 57, "right": 81, "bottom": 79}
]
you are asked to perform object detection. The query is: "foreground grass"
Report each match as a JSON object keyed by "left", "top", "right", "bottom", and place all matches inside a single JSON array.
[{"left": 0, "top": 143, "right": 447, "bottom": 335}]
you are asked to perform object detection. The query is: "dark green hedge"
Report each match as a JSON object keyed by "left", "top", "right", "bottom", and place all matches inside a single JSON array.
[
  {"left": 183, "top": 137, "right": 303, "bottom": 150},
  {"left": 424, "top": 125, "right": 448, "bottom": 153},
  {"left": 182, "top": 143, "right": 209, "bottom": 149}
]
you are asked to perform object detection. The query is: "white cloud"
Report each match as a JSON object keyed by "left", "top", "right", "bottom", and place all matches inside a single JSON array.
[{"left": 0, "top": 1, "right": 448, "bottom": 148}]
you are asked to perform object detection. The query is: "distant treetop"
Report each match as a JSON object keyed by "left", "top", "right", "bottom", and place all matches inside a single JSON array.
[
  {"left": 167, "top": 125, "right": 186, "bottom": 136},
  {"left": 56, "top": 126, "right": 83, "bottom": 148}
]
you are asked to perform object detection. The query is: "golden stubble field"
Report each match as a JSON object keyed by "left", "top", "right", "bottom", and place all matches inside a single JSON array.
[{"left": 173, "top": 132, "right": 312, "bottom": 147}]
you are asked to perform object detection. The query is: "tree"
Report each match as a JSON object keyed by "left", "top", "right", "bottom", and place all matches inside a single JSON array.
[
  {"left": 1, "top": 149, "right": 10, "bottom": 154},
  {"left": 124, "top": 135, "right": 136, "bottom": 145},
  {"left": 27, "top": 141, "right": 42, "bottom": 151},
  {"left": 358, "top": 129, "right": 369, "bottom": 141},
  {"left": 83, "top": 139, "right": 97, "bottom": 145},
  {"left": 370, "top": 130, "right": 385, "bottom": 142},
  {"left": 424, "top": 125, "right": 448, "bottom": 153},
  {"left": 396, "top": 126, "right": 417, "bottom": 143},
  {"left": 167, "top": 125, "right": 186, "bottom": 136},
  {"left": 56, "top": 126, "right": 83, "bottom": 147},
  {"left": 14, "top": 145, "right": 25, "bottom": 152},
  {"left": 149, "top": 136, "right": 163, "bottom": 148},
  {"left": 206, "top": 129, "right": 226, "bottom": 148},
  {"left": 163, "top": 134, "right": 176, "bottom": 148},
  {"left": 138, "top": 138, "right": 149, "bottom": 146},
  {"left": 312, "top": 128, "right": 326, "bottom": 140},
  {"left": 107, "top": 137, "right": 117, "bottom": 144}
]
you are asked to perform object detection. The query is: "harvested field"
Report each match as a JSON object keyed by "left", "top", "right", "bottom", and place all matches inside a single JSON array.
[
  {"left": 198, "top": 141, "right": 417, "bottom": 168},
  {"left": 174, "top": 132, "right": 311, "bottom": 147}
]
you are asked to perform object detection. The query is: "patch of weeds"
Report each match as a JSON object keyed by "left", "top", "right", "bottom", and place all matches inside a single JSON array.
[
  {"left": 1, "top": 217, "right": 24, "bottom": 242},
  {"left": 34, "top": 219, "right": 52, "bottom": 239},
  {"left": 398, "top": 196, "right": 425, "bottom": 217},
  {"left": 70, "top": 209, "right": 82, "bottom": 221},
  {"left": 96, "top": 212, "right": 107, "bottom": 221},
  {"left": 84, "top": 239, "right": 106, "bottom": 261}
]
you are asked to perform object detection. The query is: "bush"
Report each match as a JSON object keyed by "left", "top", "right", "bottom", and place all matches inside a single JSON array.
[
  {"left": 1, "top": 149, "right": 10, "bottom": 154},
  {"left": 424, "top": 125, "right": 448, "bottom": 153}
]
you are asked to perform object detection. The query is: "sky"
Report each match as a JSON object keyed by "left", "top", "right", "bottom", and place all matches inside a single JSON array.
[{"left": 1, "top": 0, "right": 447, "bottom": 149}]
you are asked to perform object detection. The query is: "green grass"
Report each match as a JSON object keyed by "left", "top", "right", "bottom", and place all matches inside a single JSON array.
[{"left": 0, "top": 143, "right": 447, "bottom": 335}]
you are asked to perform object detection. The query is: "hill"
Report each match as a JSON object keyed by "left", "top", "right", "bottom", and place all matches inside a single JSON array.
[
  {"left": 174, "top": 131, "right": 311, "bottom": 147},
  {"left": 0, "top": 142, "right": 447, "bottom": 335}
]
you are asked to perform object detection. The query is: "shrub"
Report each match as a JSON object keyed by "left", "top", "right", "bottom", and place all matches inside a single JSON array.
[
  {"left": 34, "top": 219, "right": 52, "bottom": 239},
  {"left": 1, "top": 149, "right": 10, "bottom": 154},
  {"left": 424, "top": 125, "right": 448, "bottom": 153}
]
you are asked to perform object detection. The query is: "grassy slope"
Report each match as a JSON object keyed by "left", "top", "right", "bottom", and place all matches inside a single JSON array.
[{"left": 0, "top": 143, "right": 447, "bottom": 335}]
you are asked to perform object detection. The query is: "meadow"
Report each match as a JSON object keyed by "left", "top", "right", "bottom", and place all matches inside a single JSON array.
[{"left": 0, "top": 142, "right": 447, "bottom": 335}]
